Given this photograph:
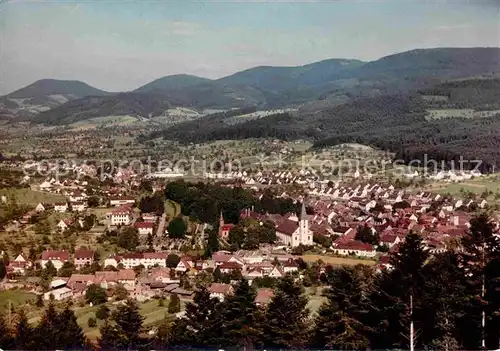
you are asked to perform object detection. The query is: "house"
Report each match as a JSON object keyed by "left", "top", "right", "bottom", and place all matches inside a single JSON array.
[
  {"left": 283, "top": 259, "right": 299, "bottom": 273},
  {"left": 275, "top": 203, "right": 313, "bottom": 247},
  {"left": 142, "top": 213, "right": 158, "bottom": 223},
  {"left": 57, "top": 219, "right": 72, "bottom": 232},
  {"left": 35, "top": 203, "right": 46, "bottom": 212},
  {"left": 175, "top": 257, "right": 193, "bottom": 272},
  {"left": 9, "top": 254, "right": 31, "bottom": 275},
  {"left": 71, "top": 201, "right": 87, "bottom": 212},
  {"left": 134, "top": 221, "right": 154, "bottom": 236},
  {"left": 120, "top": 252, "right": 167, "bottom": 269},
  {"left": 110, "top": 206, "right": 133, "bottom": 225},
  {"left": 255, "top": 288, "right": 274, "bottom": 306},
  {"left": 268, "top": 266, "right": 285, "bottom": 278},
  {"left": 219, "top": 261, "right": 243, "bottom": 274},
  {"left": 41, "top": 250, "right": 70, "bottom": 270},
  {"left": 331, "top": 240, "right": 376, "bottom": 258},
  {"left": 212, "top": 252, "right": 245, "bottom": 266},
  {"left": 54, "top": 202, "right": 68, "bottom": 213},
  {"left": 208, "top": 283, "right": 234, "bottom": 301},
  {"left": 117, "top": 269, "right": 137, "bottom": 290},
  {"left": 104, "top": 255, "right": 122, "bottom": 268},
  {"left": 110, "top": 197, "right": 136, "bottom": 207},
  {"left": 74, "top": 249, "right": 94, "bottom": 269},
  {"left": 43, "top": 287, "right": 73, "bottom": 301}
]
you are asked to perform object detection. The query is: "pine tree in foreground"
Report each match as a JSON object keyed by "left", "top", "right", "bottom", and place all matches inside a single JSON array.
[
  {"left": 262, "top": 275, "right": 310, "bottom": 349},
  {"left": 99, "top": 299, "right": 145, "bottom": 350},
  {"left": 218, "top": 278, "right": 261, "bottom": 349},
  {"left": 15, "top": 309, "right": 34, "bottom": 351},
  {"left": 313, "top": 266, "right": 370, "bottom": 350}
]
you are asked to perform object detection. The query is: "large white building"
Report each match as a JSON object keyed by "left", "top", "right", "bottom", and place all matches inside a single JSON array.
[
  {"left": 275, "top": 203, "right": 313, "bottom": 247},
  {"left": 110, "top": 206, "right": 133, "bottom": 225}
]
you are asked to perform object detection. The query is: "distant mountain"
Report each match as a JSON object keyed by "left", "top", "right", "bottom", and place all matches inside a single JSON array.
[
  {"left": 0, "top": 79, "right": 110, "bottom": 119},
  {"left": 16, "top": 47, "right": 500, "bottom": 124},
  {"left": 5, "top": 79, "right": 108, "bottom": 99},
  {"left": 32, "top": 92, "right": 173, "bottom": 125},
  {"left": 151, "top": 77, "right": 500, "bottom": 172},
  {"left": 133, "top": 74, "right": 213, "bottom": 94}
]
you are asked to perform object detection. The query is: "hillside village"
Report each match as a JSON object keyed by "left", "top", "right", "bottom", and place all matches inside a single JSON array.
[{"left": 1, "top": 155, "right": 497, "bottom": 309}]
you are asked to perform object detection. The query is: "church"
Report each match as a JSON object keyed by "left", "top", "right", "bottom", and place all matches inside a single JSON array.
[{"left": 275, "top": 202, "right": 313, "bottom": 247}]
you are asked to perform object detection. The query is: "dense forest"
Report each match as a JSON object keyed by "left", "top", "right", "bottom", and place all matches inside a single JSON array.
[
  {"left": 149, "top": 79, "right": 500, "bottom": 171},
  {"left": 1, "top": 214, "right": 499, "bottom": 350},
  {"left": 164, "top": 180, "right": 302, "bottom": 225}
]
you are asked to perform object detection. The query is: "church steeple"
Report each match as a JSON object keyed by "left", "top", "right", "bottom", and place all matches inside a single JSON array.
[{"left": 300, "top": 202, "right": 307, "bottom": 221}]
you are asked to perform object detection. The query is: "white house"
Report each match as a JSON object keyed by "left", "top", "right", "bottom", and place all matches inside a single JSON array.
[
  {"left": 35, "top": 203, "right": 46, "bottom": 212},
  {"left": 40, "top": 250, "right": 70, "bottom": 270},
  {"left": 134, "top": 221, "right": 154, "bottom": 236},
  {"left": 54, "top": 202, "right": 68, "bottom": 213},
  {"left": 111, "top": 206, "right": 133, "bottom": 225},
  {"left": 110, "top": 197, "right": 136, "bottom": 207},
  {"left": 44, "top": 287, "right": 73, "bottom": 301},
  {"left": 332, "top": 240, "right": 376, "bottom": 258}
]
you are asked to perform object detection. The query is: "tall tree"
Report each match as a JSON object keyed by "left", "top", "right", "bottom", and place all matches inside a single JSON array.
[
  {"left": 34, "top": 302, "right": 60, "bottom": 349},
  {"left": 154, "top": 313, "right": 175, "bottom": 350},
  {"left": 219, "top": 278, "right": 261, "bottom": 349},
  {"left": 14, "top": 309, "right": 33, "bottom": 351},
  {"left": 57, "top": 305, "right": 86, "bottom": 350},
  {"left": 0, "top": 313, "right": 14, "bottom": 350},
  {"left": 312, "top": 266, "right": 371, "bottom": 350},
  {"left": 421, "top": 252, "right": 467, "bottom": 350},
  {"left": 99, "top": 299, "right": 144, "bottom": 350},
  {"left": 168, "top": 293, "right": 181, "bottom": 314},
  {"left": 460, "top": 213, "right": 500, "bottom": 350},
  {"left": 177, "top": 284, "right": 222, "bottom": 347},
  {"left": 262, "top": 276, "right": 310, "bottom": 349},
  {"left": 367, "top": 232, "right": 428, "bottom": 350}
]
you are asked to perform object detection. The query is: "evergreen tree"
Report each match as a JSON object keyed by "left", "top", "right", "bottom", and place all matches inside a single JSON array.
[
  {"left": 421, "top": 252, "right": 467, "bottom": 350},
  {"left": 15, "top": 309, "right": 33, "bottom": 351},
  {"left": 460, "top": 213, "right": 500, "bottom": 349},
  {"left": 168, "top": 293, "right": 181, "bottom": 314},
  {"left": 262, "top": 276, "right": 310, "bottom": 349},
  {"left": 34, "top": 302, "right": 60, "bottom": 349},
  {"left": 57, "top": 305, "right": 86, "bottom": 350},
  {"left": 99, "top": 299, "right": 144, "bottom": 350},
  {"left": 154, "top": 313, "right": 175, "bottom": 349},
  {"left": 0, "top": 313, "right": 14, "bottom": 350},
  {"left": 204, "top": 228, "right": 219, "bottom": 258},
  {"left": 312, "top": 266, "right": 371, "bottom": 350},
  {"left": 219, "top": 278, "right": 261, "bottom": 349},
  {"left": 177, "top": 284, "right": 222, "bottom": 347},
  {"left": 367, "top": 232, "right": 428, "bottom": 350}
]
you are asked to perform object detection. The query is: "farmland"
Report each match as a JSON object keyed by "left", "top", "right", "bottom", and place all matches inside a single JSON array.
[
  {"left": 0, "top": 188, "right": 66, "bottom": 207},
  {"left": 301, "top": 254, "right": 377, "bottom": 266}
]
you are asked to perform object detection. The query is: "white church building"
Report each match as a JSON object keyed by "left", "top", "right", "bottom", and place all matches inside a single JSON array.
[{"left": 275, "top": 202, "right": 313, "bottom": 247}]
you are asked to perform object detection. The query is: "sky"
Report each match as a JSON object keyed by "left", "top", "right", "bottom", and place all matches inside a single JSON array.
[{"left": 0, "top": 0, "right": 499, "bottom": 95}]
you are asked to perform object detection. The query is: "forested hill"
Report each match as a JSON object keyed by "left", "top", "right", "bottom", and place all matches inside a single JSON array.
[
  {"left": 7, "top": 47, "right": 500, "bottom": 123},
  {"left": 150, "top": 78, "right": 500, "bottom": 171}
]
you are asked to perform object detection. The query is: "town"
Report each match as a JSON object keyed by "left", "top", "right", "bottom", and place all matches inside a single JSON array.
[{"left": 1, "top": 148, "right": 499, "bottom": 349}]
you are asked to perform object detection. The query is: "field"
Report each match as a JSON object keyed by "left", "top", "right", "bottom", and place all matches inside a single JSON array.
[
  {"left": 0, "top": 290, "right": 37, "bottom": 312},
  {"left": 426, "top": 175, "right": 500, "bottom": 204},
  {"left": 0, "top": 188, "right": 66, "bottom": 207},
  {"left": 69, "top": 115, "right": 140, "bottom": 130},
  {"left": 301, "top": 254, "right": 377, "bottom": 266},
  {"left": 165, "top": 199, "right": 181, "bottom": 217}
]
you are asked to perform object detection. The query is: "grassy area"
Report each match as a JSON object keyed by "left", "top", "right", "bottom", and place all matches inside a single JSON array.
[
  {"left": 301, "top": 254, "right": 377, "bottom": 266},
  {"left": 427, "top": 176, "right": 500, "bottom": 203},
  {"left": 165, "top": 199, "right": 181, "bottom": 217},
  {"left": 0, "top": 188, "right": 66, "bottom": 207},
  {"left": 0, "top": 290, "right": 37, "bottom": 312}
]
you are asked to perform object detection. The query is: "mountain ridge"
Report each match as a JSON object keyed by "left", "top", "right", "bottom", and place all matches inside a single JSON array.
[{"left": 4, "top": 47, "right": 500, "bottom": 124}]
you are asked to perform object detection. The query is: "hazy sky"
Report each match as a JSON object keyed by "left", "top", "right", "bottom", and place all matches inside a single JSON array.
[{"left": 0, "top": 0, "right": 499, "bottom": 95}]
